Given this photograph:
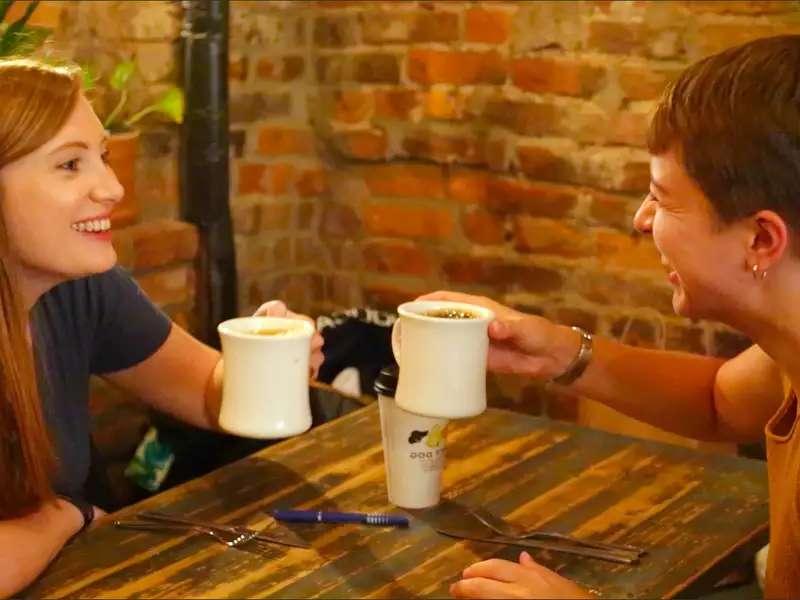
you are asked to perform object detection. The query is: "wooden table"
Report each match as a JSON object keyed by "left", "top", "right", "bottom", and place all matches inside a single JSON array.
[{"left": 29, "top": 404, "right": 769, "bottom": 599}]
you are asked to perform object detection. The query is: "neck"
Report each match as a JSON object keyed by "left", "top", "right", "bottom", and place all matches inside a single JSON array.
[
  {"left": 11, "top": 264, "right": 62, "bottom": 314},
  {"left": 732, "top": 266, "right": 800, "bottom": 392}
]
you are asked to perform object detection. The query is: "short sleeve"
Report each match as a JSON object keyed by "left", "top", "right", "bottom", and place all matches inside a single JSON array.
[{"left": 90, "top": 267, "right": 172, "bottom": 374}]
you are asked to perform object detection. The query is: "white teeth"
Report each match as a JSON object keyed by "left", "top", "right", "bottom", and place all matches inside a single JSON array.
[{"left": 72, "top": 218, "right": 111, "bottom": 233}]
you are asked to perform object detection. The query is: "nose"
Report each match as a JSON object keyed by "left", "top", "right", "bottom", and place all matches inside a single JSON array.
[
  {"left": 89, "top": 161, "right": 125, "bottom": 206},
  {"left": 633, "top": 196, "right": 655, "bottom": 234}
]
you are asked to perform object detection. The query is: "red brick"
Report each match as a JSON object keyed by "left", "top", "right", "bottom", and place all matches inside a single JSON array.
[
  {"left": 620, "top": 157, "right": 651, "bottom": 192},
  {"left": 594, "top": 230, "right": 662, "bottom": 270},
  {"left": 120, "top": 220, "right": 199, "bottom": 271},
  {"left": 360, "top": 164, "right": 446, "bottom": 199},
  {"left": 314, "top": 15, "right": 359, "bottom": 47},
  {"left": 296, "top": 168, "right": 328, "bottom": 197},
  {"left": 487, "top": 178, "right": 579, "bottom": 217},
  {"left": 465, "top": 8, "right": 511, "bottom": 44},
  {"left": 321, "top": 203, "right": 361, "bottom": 237},
  {"left": 514, "top": 217, "right": 594, "bottom": 258},
  {"left": 363, "top": 240, "right": 435, "bottom": 276},
  {"left": 334, "top": 129, "right": 388, "bottom": 160},
  {"left": 256, "top": 56, "right": 305, "bottom": 81},
  {"left": 691, "top": 22, "right": 799, "bottom": 59},
  {"left": 403, "top": 131, "right": 486, "bottom": 165},
  {"left": 361, "top": 11, "right": 459, "bottom": 44},
  {"left": 608, "top": 110, "right": 649, "bottom": 147},
  {"left": 618, "top": 62, "right": 684, "bottom": 101},
  {"left": 231, "top": 202, "right": 260, "bottom": 235},
  {"left": 363, "top": 203, "right": 454, "bottom": 239},
  {"left": 442, "top": 256, "right": 563, "bottom": 293},
  {"left": 257, "top": 126, "right": 315, "bottom": 156},
  {"left": 229, "top": 55, "right": 248, "bottom": 82},
  {"left": 462, "top": 208, "right": 505, "bottom": 245},
  {"left": 353, "top": 53, "right": 400, "bottom": 83},
  {"left": 587, "top": 20, "right": 647, "bottom": 55},
  {"left": 588, "top": 190, "right": 635, "bottom": 229},
  {"left": 483, "top": 99, "right": 560, "bottom": 137},
  {"left": 260, "top": 203, "right": 292, "bottom": 231},
  {"left": 550, "top": 307, "right": 598, "bottom": 334},
  {"left": 137, "top": 266, "right": 194, "bottom": 308},
  {"left": 238, "top": 163, "right": 295, "bottom": 195},
  {"left": 330, "top": 89, "right": 374, "bottom": 124},
  {"left": 408, "top": 49, "right": 506, "bottom": 85},
  {"left": 295, "top": 236, "right": 327, "bottom": 267},
  {"left": 516, "top": 145, "right": 573, "bottom": 182},
  {"left": 364, "top": 283, "right": 426, "bottom": 310},
  {"left": 374, "top": 89, "right": 420, "bottom": 120},
  {"left": 684, "top": 1, "right": 793, "bottom": 14},
  {"left": 424, "top": 88, "right": 468, "bottom": 121},
  {"left": 447, "top": 169, "right": 489, "bottom": 205},
  {"left": 511, "top": 56, "right": 605, "bottom": 97}
]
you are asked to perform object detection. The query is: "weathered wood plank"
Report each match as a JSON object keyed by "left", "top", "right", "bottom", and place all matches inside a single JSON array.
[{"left": 28, "top": 405, "right": 769, "bottom": 599}]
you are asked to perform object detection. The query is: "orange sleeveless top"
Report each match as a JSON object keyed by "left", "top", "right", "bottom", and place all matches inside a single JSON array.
[{"left": 764, "top": 389, "right": 800, "bottom": 598}]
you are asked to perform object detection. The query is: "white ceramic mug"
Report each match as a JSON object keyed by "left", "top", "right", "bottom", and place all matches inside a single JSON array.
[
  {"left": 392, "top": 300, "right": 494, "bottom": 419},
  {"left": 217, "top": 316, "right": 313, "bottom": 439}
]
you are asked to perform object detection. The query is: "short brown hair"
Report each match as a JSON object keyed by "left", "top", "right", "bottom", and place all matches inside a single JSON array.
[{"left": 648, "top": 35, "right": 800, "bottom": 229}]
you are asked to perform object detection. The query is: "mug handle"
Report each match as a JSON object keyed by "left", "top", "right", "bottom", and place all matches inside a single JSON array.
[{"left": 391, "top": 319, "right": 402, "bottom": 366}]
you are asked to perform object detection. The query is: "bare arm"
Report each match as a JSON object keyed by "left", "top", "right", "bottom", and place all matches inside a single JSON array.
[
  {"left": 568, "top": 337, "right": 783, "bottom": 442},
  {"left": 104, "top": 324, "right": 222, "bottom": 429},
  {"left": 0, "top": 499, "right": 82, "bottom": 599},
  {"left": 420, "top": 291, "right": 785, "bottom": 443}
]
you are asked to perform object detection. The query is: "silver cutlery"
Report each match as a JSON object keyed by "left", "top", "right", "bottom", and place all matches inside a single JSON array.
[
  {"left": 113, "top": 520, "right": 270, "bottom": 554},
  {"left": 467, "top": 506, "right": 646, "bottom": 557},
  {"left": 435, "top": 525, "right": 640, "bottom": 564}
]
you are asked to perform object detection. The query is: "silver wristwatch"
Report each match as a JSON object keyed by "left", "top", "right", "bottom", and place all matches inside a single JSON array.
[{"left": 551, "top": 326, "right": 593, "bottom": 386}]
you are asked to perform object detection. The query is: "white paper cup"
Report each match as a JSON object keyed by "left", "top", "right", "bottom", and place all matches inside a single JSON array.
[
  {"left": 376, "top": 364, "right": 448, "bottom": 509},
  {"left": 392, "top": 300, "right": 493, "bottom": 419},
  {"left": 217, "top": 316, "right": 313, "bottom": 439}
]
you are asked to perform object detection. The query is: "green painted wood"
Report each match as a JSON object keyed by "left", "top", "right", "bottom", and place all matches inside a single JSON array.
[{"left": 28, "top": 405, "right": 769, "bottom": 599}]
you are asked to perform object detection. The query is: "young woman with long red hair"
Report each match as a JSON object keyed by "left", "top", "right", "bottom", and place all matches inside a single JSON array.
[{"left": 0, "top": 58, "right": 323, "bottom": 597}]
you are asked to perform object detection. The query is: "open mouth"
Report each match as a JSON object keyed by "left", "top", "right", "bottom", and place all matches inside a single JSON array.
[{"left": 71, "top": 217, "right": 111, "bottom": 233}]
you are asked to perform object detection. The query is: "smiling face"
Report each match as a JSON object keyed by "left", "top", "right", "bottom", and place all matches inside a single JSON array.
[
  {"left": 633, "top": 148, "right": 754, "bottom": 321},
  {"left": 0, "top": 95, "right": 123, "bottom": 293}
]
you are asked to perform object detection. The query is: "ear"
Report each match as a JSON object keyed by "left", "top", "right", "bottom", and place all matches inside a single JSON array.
[{"left": 746, "top": 210, "right": 789, "bottom": 270}]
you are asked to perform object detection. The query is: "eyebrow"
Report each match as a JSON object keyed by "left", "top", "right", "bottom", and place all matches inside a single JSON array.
[
  {"left": 48, "top": 136, "right": 109, "bottom": 155},
  {"left": 650, "top": 178, "right": 668, "bottom": 195}
]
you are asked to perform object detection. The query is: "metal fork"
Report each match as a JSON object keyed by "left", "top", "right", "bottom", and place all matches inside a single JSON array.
[
  {"left": 136, "top": 510, "right": 310, "bottom": 549},
  {"left": 113, "top": 520, "right": 267, "bottom": 554},
  {"left": 468, "top": 506, "right": 646, "bottom": 557}
]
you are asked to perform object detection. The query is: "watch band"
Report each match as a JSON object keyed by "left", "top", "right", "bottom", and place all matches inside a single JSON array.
[
  {"left": 58, "top": 495, "right": 94, "bottom": 532},
  {"left": 551, "top": 326, "right": 593, "bottom": 386}
]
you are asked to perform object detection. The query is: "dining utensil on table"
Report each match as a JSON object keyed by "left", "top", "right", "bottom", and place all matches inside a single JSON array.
[
  {"left": 113, "top": 520, "right": 270, "bottom": 555},
  {"left": 467, "top": 506, "right": 646, "bottom": 557},
  {"left": 434, "top": 525, "right": 640, "bottom": 564}
]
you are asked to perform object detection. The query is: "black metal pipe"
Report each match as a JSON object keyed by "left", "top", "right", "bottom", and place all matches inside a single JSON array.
[{"left": 180, "top": 0, "right": 237, "bottom": 347}]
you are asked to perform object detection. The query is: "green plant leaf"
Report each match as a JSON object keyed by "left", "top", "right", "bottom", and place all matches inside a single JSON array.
[
  {"left": 109, "top": 59, "right": 135, "bottom": 91},
  {"left": 154, "top": 86, "right": 184, "bottom": 123},
  {"left": 80, "top": 63, "right": 97, "bottom": 91},
  {"left": 0, "top": 1, "right": 15, "bottom": 24},
  {"left": 1, "top": 24, "right": 48, "bottom": 56}
]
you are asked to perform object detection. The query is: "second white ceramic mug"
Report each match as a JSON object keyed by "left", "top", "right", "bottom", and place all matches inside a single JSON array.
[
  {"left": 392, "top": 300, "right": 494, "bottom": 419},
  {"left": 217, "top": 316, "right": 313, "bottom": 439}
]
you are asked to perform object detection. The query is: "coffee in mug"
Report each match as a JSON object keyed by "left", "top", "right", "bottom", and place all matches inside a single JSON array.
[
  {"left": 217, "top": 316, "right": 313, "bottom": 439},
  {"left": 392, "top": 300, "right": 493, "bottom": 419}
]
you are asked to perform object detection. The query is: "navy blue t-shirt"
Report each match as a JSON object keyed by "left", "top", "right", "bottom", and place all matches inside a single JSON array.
[{"left": 30, "top": 267, "right": 171, "bottom": 500}]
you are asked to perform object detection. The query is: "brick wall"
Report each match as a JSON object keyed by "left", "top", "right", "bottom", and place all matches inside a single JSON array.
[{"left": 40, "top": 1, "right": 800, "bottom": 458}]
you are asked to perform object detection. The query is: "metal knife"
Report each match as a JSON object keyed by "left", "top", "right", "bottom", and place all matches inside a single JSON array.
[{"left": 435, "top": 526, "right": 640, "bottom": 565}]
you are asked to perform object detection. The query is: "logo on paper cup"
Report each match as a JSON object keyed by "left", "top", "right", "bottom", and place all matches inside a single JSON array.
[
  {"left": 407, "top": 424, "right": 446, "bottom": 472},
  {"left": 407, "top": 423, "right": 446, "bottom": 448}
]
